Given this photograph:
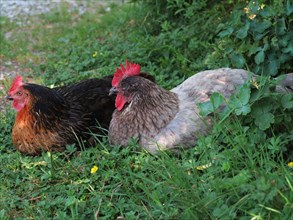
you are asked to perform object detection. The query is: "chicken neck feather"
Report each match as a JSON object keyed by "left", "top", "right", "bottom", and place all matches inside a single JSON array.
[{"left": 109, "top": 77, "right": 179, "bottom": 146}]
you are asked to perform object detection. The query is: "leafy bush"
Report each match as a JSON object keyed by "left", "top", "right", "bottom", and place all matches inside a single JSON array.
[
  {"left": 205, "top": 0, "right": 293, "bottom": 76},
  {"left": 129, "top": 0, "right": 293, "bottom": 77}
]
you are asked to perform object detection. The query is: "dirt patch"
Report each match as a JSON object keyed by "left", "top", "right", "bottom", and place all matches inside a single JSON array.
[{"left": 0, "top": 0, "right": 112, "bottom": 25}]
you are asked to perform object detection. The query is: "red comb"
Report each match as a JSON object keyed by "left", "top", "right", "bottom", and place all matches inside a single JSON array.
[
  {"left": 9, "top": 75, "right": 23, "bottom": 94},
  {"left": 112, "top": 60, "right": 141, "bottom": 87}
]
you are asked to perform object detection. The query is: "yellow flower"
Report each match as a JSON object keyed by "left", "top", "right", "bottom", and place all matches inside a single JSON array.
[
  {"left": 196, "top": 162, "right": 212, "bottom": 170},
  {"left": 288, "top": 162, "right": 293, "bottom": 167},
  {"left": 260, "top": 3, "right": 265, "bottom": 10},
  {"left": 250, "top": 79, "right": 260, "bottom": 89},
  {"left": 249, "top": 14, "right": 256, "bottom": 20},
  {"left": 90, "top": 165, "right": 98, "bottom": 174},
  {"left": 92, "top": 51, "right": 98, "bottom": 58},
  {"left": 243, "top": 7, "right": 249, "bottom": 14}
]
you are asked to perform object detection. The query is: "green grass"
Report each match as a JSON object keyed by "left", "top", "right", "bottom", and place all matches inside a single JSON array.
[{"left": 0, "top": 1, "right": 292, "bottom": 219}]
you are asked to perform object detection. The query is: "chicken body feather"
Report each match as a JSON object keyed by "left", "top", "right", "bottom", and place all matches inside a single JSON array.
[
  {"left": 9, "top": 76, "right": 115, "bottom": 155},
  {"left": 145, "top": 68, "right": 248, "bottom": 152},
  {"left": 109, "top": 68, "right": 250, "bottom": 153}
]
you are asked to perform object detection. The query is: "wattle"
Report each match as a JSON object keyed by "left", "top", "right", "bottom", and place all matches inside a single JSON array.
[
  {"left": 115, "top": 94, "right": 127, "bottom": 111},
  {"left": 13, "top": 100, "right": 26, "bottom": 112}
]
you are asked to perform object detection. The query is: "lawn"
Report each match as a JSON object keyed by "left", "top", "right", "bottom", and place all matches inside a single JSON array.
[{"left": 0, "top": 0, "right": 292, "bottom": 219}]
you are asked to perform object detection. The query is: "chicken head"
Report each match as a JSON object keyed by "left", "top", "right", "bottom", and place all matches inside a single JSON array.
[{"left": 7, "top": 76, "right": 29, "bottom": 112}]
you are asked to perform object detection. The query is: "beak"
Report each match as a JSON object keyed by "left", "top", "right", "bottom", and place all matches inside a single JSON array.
[
  {"left": 109, "top": 87, "right": 118, "bottom": 96},
  {"left": 6, "top": 95, "right": 13, "bottom": 101}
]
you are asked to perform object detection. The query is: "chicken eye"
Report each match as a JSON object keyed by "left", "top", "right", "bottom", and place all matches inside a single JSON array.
[{"left": 17, "top": 91, "right": 22, "bottom": 96}]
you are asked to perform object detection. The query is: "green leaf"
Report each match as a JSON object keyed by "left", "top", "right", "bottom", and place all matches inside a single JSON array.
[
  {"left": 229, "top": 84, "right": 251, "bottom": 115},
  {"left": 210, "top": 92, "right": 224, "bottom": 109},
  {"left": 213, "top": 204, "right": 229, "bottom": 218},
  {"left": 251, "top": 100, "right": 273, "bottom": 116},
  {"left": 218, "top": 27, "right": 234, "bottom": 38},
  {"left": 198, "top": 93, "right": 225, "bottom": 116},
  {"left": 286, "top": 0, "right": 293, "bottom": 16},
  {"left": 266, "top": 58, "right": 279, "bottom": 76},
  {"left": 271, "top": 36, "right": 279, "bottom": 48},
  {"left": 236, "top": 22, "right": 250, "bottom": 39},
  {"left": 235, "top": 105, "right": 251, "bottom": 116},
  {"left": 230, "top": 52, "right": 246, "bottom": 68},
  {"left": 268, "top": 137, "right": 281, "bottom": 153},
  {"left": 255, "top": 49, "right": 265, "bottom": 64},
  {"left": 238, "top": 84, "right": 251, "bottom": 105},
  {"left": 279, "top": 37, "right": 289, "bottom": 47},
  {"left": 254, "top": 20, "right": 272, "bottom": 33},
  {"left": 198, "top": 102, "right": 214, "bottom": 117},
  {"left": 259, "top": 5, "right": 275, "bottom": 17},
  {"left": 221, "top": 161, "right": 231, "bottom": 172},
  {"left": 279, "top": 53, "right": 290, "bottom": 63},
  {"left": 65, "top": 196, "right": 78, "bottom": 207},
  {"left": 251, "top": 100, "right": 275, "bottom": 130},
  {"left": 253, "top": 31, "right": 269, "bottom": 41},
  {"left": 281, "top": 94, "right": 293, "bottom": 109},
  {"left": 276, "top": 18, "right": 286, "bottom": 36},
  {"left": 248, "top": 43, "right": 261, "bottom": 56},
  {"left": 282, "top": 42, "right": 293, "bottom": 54},
  {"left": 254, "top": 112, "right": 275, "bottom": 130}
]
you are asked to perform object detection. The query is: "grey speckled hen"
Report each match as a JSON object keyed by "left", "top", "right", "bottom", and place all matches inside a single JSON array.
[{"left": 108, "top": 63, "right": 291, "bottom": 154}]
